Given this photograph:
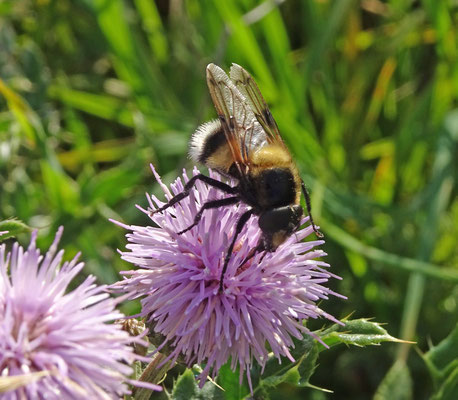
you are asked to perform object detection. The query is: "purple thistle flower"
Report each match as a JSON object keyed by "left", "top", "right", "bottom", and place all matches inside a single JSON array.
[
  {"left": 0, "top": 227, "right": 161, "bottom": 399},
  {"left": 112, "top": 166, "right": 343, "bottom": 389}
]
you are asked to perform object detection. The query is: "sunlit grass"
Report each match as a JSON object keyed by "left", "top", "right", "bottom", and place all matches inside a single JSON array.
[{"left": 0, "top": 1, "right": 456, "bottom": 398}]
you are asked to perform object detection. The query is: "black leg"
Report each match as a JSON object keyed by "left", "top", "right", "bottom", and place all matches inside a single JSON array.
[
  {"left": 238, "top": 240, "right": 265, "bottom": 268},
  {"left": 257, "top": 249, "right": 268, "bottom": 269},
  {"left": 219, "top": 209, "right": 254, "bottom": 292},
  {"left": 177, "top": 196, "right": 239, "bottom": 235},
  {"left": 301, "top": 181, "right": 324, "bottom": 238},
  {"left": 150, "top": 174, "right": 238, "bottom": 216}
]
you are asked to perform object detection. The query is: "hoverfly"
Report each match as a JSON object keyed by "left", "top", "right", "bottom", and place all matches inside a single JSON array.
[{"left": 151, "top": 63, "right": 322, "bottom": 291}]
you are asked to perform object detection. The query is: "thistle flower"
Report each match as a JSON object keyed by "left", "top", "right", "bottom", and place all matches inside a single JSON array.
[
  {"left": 0, "top": 227, "right": 161, "bottom": 399},
  {"left": 113, "top": 167, "right": 343, "bottom": 389}
]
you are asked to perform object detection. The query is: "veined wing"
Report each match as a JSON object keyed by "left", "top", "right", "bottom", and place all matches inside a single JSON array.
[
  {"left": 229, "top": 63, "right": 286, "bottom": 149},
  {"left": 206, "top": 64, "right": 268, "bottom": 172}
]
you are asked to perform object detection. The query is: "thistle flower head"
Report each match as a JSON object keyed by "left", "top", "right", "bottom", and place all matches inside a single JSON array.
[
  {"left": 113, "top": 167, "right": 343, "bottom": 389},
  {"left": 0, "top": 228, "right": 160, "bottom": 399}
]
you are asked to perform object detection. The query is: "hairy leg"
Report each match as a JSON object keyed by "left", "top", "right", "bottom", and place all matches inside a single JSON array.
[
  {"left": 301, "top": 181, "right": 324, "bottom": 238},
  {"left": 238, "top": 240, "right": 265, "bottom": 268},
  {"left": 219, "top": 209, "right": 254, "bottom": 292},
  {"left": 177, "top": 196, "right": 239, "bottom": 234},
  {"left": 150, "top": 173, "right": 238, "bottom": 216}
]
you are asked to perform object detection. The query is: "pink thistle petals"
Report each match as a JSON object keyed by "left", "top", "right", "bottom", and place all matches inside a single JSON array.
[
  {"left": 112, "top": 167, "right": 343, "bottom": 388},
  {"left": 0, "top": 228, "right": 161, "bottom": 399}
]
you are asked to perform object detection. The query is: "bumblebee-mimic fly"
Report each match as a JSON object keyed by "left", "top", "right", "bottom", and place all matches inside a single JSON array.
[{"left": 151, "top": 64, "right": 323, "bottom": 291}]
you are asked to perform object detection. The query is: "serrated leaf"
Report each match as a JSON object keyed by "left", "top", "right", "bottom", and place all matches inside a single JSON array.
[
  {"left": 319, "top": 319, "right": 404, "bottom": 348},
  {"left": 252, "top": 386, "right": 270, "bottom": 400},
  {"left": 199, "top": 381, "right": 225, "bottom": 400},
  {"left": 254, "top": 334, "right": 318, "bottom": 391},
  {"left": 260, "top": 363, "right": 297, "bottom": 388},
  {"left": 430, "top": 366, "right": 458, "bottom": 400},
  {"left": 172, "top": 370, "right": 198, "bottom": 400},
  {"left": 0, "top": 219, "right": 31, "bottom": 241},
  {"left": 297, "top": 341, "right": 319, "bottom": 386},
  {"left": 249, "top": 319, "right": 398, "bottom": 396},
  {"left": 216, "top": 364, "right": 249, "bottom": 400},
  {"left": 421, "top": 323, "right": 458, "bottom": 398},
  {"left": 374, "top": 361, "right": 412, "bottom": 400},
  {"left": 172, "top": 369, "right": 224, "bottom": 400},
  {"left": 425, "top": 323, "right": 458, "bottom": 373}
]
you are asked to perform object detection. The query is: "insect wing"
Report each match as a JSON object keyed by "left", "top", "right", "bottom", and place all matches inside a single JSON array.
[
  {"left": 206, "top": 64, "right": 267, "bottom": 169},
  {"left": 229, "top": 64, "right": 286, "bottom": 148}
]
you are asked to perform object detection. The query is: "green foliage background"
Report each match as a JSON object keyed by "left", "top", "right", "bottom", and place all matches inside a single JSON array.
[{"left": 0, "top": 0, "right": 457, "bottom": 399}]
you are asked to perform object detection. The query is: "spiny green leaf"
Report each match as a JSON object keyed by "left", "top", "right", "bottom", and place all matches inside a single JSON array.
[
  {"left": 250, "top": 319, "right": 401, "bottom": 396},
  {"left": 421, "top": 323, "right": 458, "bottom": 397},
  {"left": 172, "top": 370, "right": 198, "bottom": 400},
  {"left": 297, "top": 341, "right": 319, "bottom": 387},
  {"left": 319, "top": 318, "right": 405, "bottom": 348},
  {"left": 254, "top": 334, "right": 318, "bottom": 390},
  {"left": 424, "top": 323, "right": 458, "bottom": 373},
  {"left": 430, "top": 366, "right": 458, "bottom": 400},
  {"left": 172, "top": 369, "right": 224, "bottom": 400}
]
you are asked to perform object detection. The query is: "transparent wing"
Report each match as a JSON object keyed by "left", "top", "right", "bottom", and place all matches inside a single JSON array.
[
  {"left": 229, "top": 63, "right": 286, "bottom": 149},
  {"left": 206, "top": 64, "right": 269, "bottom": 170}
]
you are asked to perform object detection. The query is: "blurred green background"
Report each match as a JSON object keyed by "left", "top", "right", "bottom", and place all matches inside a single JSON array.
[{"left": 0, "top": 0, "right": 457, "bottom": 399}]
